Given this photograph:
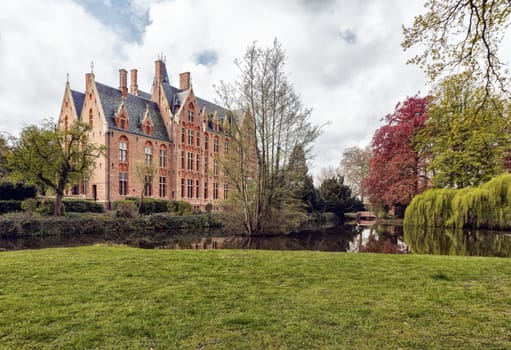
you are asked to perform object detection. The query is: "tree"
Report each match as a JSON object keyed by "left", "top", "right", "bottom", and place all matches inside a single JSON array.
[
  {"left": 415, "top": 73, "right": 511, "bottom": 188},
  {"left": 0, "top": 133, "right": 10, "bottom": 179},
  {"left": 319, "top": 175, "right": 363, "bottom": 218},
  {"left": 402, "top": 0, "right": 511, "bottom": 94},
  {"left": 363, "top": 96, "right": 429, "bottom": 207},
  {"left": 8, "top": 119, "right": 104, "bottom": 216},
  {"left": 285, "top": 145, "right": 317, "bottom": 211},
  {"left": 216, "top": 40, "right": 321, "bottom": 235},
  {"left": 134, "top": 161, "right": 157, "bottom": 213},
  {"left": 339, "top": 146, "right": 371, "bottom": 201}
]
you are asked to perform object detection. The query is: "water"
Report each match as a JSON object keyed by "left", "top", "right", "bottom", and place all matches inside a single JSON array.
[{"left": 1, "top": 224, "right": 510, "bottom": 257}]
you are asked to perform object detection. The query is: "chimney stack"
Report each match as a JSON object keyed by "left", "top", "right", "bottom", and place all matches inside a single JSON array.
[
  {"left": 130, "top": 69, "right": 138, "bottom": 96},
  {"left": 119, "top": 69, "right": 128, "bottom": 98},
  {"left": 179, "top": 72, "right": 191, "bottom": 90},
  {"left": 154, "top": 60, "right": 163, "bottom": 84}
]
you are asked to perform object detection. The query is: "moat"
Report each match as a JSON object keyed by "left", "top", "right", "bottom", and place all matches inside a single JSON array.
[{"left": 1, "top": 224, "right": 510, "bottom": 257}]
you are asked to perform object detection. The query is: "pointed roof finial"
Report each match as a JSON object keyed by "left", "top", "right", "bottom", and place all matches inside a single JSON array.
[
  {"left": 66, "top": 73, "right": 69, "bottom": 83},
  {"left": 90, "top": 61, "right": 94, "bottom": 73}
]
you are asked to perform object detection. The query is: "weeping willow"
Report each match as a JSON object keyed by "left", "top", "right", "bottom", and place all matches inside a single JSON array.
[{"left": 405, "top": 174, "right": 511, "bottom": 230}]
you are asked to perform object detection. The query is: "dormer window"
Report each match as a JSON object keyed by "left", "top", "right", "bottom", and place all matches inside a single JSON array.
[
  {"left": 141, "top": 106, "right": 153, "bottom": 136},
  {"left": 188, "top": 110, "right": 194, "bottom": 123},
  {"left": 114, "top": 103, "right": 129, "bottom": 130}
]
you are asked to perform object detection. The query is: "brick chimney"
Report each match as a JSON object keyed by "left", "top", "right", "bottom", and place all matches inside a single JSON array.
[
  {"left": 179, "top": 72, "right": 191, "bottom": 90},
  {"left": 130, "top": 69, "right": 138, "bottom": 96},
  {"left": 154, "top": 60, "right": 163, "bottom": 84},
  {"left": 119, "top": 69, "right": 128, "bottom": 98}
]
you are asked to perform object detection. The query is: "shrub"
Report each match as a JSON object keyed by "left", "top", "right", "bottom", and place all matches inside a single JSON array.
[
  {"left": 205, "top": 203, "right": 213, "bottom": 213},
  {"left": 0, "top": 182, "right": 37, "bottom": 200},
  {"left": 177, "top": 201, "right": 193, "bottom": 216},
  {"left": 0, "top": 200, "right": 22, "bottom": 214},
  {"left": 113, "top": 200, "right": 138, "bottom": 218},
  {"left": 21, "top": 198, "right": 38, "bottom": 212},
  {"left": 138, "top": 198, "right": 169, "bottom": 215},
  {"left": 167, "top": 200, "right": 179, "bottom": 214},
  {"left": 62, "top": 199, "right": 104, "bottom": 213},
  {"left": 36, "top": 199, "right": 65, "bottom": 216}
]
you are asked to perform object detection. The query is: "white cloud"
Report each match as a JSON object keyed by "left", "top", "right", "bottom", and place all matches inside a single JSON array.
[{"left": 1, "top": 0, "right": 432, "bottom": 177}]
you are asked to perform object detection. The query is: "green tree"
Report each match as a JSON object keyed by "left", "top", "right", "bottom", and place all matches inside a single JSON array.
[
  {"left": 319, "top": 175, "right": 363, "bottom": 218},
  {"left": 0, "top": 133, "right": 10, "bottom": 179},
  {"left": 285, "top": 145, "right": 317, "bottom": 211},
  {"left": 8, "top": 119, "right": 104, "bottom": 216},
  {"left": 339, "top": 146, "right": 371, "bottom": 201},
  {"left": 216, "top": 40, "right": 321, "bottom": 235},
  {"left": 403, "top": 0, "right": 511, "bottom": 93},
  {"left": 416, "top": 73, "right": 511, "bottom": 188}
]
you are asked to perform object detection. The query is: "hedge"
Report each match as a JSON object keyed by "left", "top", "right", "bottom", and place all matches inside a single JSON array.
[
  {"left": 112, "top": 199, "right": 194, "bottom": 215},
  {"left": 62, "top": 199, "right": 104, "bottom": 213},
  {"left": 0, "top": 182, "right": 37, "bottom": 200},
  {"left": 0, "top": 212, "right": 222, "bottom": 238},
  {"left": 0, "top": 200, "right": 22, "bottom": 214}
]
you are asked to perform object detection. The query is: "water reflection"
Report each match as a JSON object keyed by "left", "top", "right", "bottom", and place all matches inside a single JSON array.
[
  {"left": 404, "top": 226, "right": 511, "bottom": 257},
  {"left": 0, "top": 224, "right": 408, "bottom": 254},
  {"left": 3, "top": 224, "right": 509, "bottom": 256},
  {"left": 349, "top": 225, "right": 408, "bottom": 254},
  {"left": 169, "top": 225, "right": 408, "bottom": 254}
]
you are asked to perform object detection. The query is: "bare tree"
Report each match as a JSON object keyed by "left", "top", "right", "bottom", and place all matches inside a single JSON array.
[
  {"left": 339, "top": 146, "right": 371, "bottom": 200},
  {"left": 134, "top": 161, "right": 157, "bottom": 213},
  {"left": 216, "top": 39, "right": 321, "bottom": 235}
]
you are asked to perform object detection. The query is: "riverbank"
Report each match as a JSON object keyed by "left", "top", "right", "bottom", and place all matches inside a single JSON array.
[{"left": 1, "top": 246, "right": 509, "bottom": 349}]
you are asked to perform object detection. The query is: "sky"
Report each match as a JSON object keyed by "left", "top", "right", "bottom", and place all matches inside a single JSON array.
[{"left": 0, "top": 0, "right": 430, "bottom": 178}]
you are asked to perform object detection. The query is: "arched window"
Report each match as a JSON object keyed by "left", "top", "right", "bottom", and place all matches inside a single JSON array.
[
  {"left": 159, "top": 145, "right": 167, "bottom": 168},
  {"left": 144, "top": 141, "right": 153, "bottom": 165},
  {"left": 64, "top": 116, "right": 68, "bottom": 131},
  {"left": 119, "top": 136, "right": 128, "bottom": 162},
  {"left": 89, "top": 108, "right": 93, "bottom": 128}
]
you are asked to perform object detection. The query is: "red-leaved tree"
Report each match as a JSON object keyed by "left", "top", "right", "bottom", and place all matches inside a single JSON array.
[{"left": 363, "top": 96, "right": 429, "bottom": 207}]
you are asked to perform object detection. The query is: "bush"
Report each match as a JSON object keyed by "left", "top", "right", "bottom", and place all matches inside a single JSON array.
[
  {"left": 138, "top": 198, "right": 169, "bottom": 215},
  {"left": 21, "top": 198, "right": 38, "bottom": 212},
  {"left": 205, "top": 203, "right": 213, "bottom": 213},
  {"left": 167, "top": 200, "right": 179, "bottom": 214},
  {"left": 113, "top": 200, "right": 138, "bottom": 218},
  {"left": 0, "top": 182, "right": 37, "bottom": 200},
  {"left": 176, "top": 201, "right": 193, "bottom": 216},
  {"left": 36, "top": 199, "right": 65, "bottom": 216},
  {"left": 62, "top": 199, "right": 104, "bottom": 213},
  {"left": 0, "top": 200, "right": 22, "bottom": 214}
]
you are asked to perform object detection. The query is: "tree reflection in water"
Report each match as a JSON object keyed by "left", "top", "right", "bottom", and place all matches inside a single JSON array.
[{"left": 404, "top": 226, "right": 511, "bottom": 257}]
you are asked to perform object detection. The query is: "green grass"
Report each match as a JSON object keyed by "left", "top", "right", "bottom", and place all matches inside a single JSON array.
[{"left": 0, "top": 246, "right": 510, "bottom": 349}]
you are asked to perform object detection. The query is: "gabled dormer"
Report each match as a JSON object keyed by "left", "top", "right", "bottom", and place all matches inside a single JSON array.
[
  {"left": 58, "top": 77, "right": 84, "bottom": 132},
  {"left": 113, "top": 101, "right": 129, "bottom": 130},
  {"left": 140, "top": 104, "right": 154, "bottom": 136}
]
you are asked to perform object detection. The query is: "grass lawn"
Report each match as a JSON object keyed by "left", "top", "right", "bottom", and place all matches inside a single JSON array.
[{"left": 0, "top": 246, "right": 510, "bottom": 349}]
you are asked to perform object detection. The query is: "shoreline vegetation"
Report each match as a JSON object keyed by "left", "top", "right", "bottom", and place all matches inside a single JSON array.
[{"left": 1, "top": 246, "right": 510, "bottom": 349}]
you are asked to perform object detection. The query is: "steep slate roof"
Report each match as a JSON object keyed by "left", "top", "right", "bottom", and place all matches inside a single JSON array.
[
  {"left": 196, "top": 96, "right": 227, "bottom": 120},
  {"left": 161, "top": 84, "right": 182, "bottom": 113},
  {"left": 95, "top": 82, "right": 169, "bottom": 141},
  {"left": 71, "top": 90, "right": 85, "bottom": 118},
  {"left": 137, "top": 90, "right": 152, "bottom": 100}
]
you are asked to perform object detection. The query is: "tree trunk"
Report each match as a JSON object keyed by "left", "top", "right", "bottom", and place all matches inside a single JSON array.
[{"left": 55, "top": 192, "right": 64, "bottom": 216}]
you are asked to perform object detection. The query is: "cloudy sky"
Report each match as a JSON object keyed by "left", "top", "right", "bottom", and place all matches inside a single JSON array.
[{"left": 0, "top": 0, "right": 430, "bottom": 177}]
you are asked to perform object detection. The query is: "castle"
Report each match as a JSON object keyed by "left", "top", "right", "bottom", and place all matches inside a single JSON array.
[{"left": 58, "top": 58, "right": 236, "bottom": 210}]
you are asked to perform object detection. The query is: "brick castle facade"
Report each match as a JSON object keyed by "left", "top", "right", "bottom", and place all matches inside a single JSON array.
[{"left": 58, "top": 58, "right": 235, "bottom": 210}]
